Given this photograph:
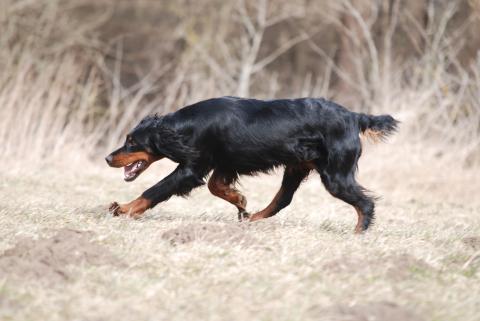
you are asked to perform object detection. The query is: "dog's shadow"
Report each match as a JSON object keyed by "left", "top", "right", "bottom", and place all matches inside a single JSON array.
[
  {"left": 72, "top": 205, "right": 352, "bottom": 236},
  {"left": 76, "top": 205, "right": 236, "bottom": 224}
]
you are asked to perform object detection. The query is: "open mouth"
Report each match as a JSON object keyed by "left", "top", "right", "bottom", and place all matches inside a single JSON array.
[{"left": 124, "top": 160, "right": 147, "bottom": 182}]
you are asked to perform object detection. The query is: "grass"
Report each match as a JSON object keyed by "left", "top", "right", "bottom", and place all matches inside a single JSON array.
[
  {"left": 1, "top": 1, "right": 480, "bottom": 320},
  {"left": 1, "top": 149, "right": 479, "bottom": 321}
]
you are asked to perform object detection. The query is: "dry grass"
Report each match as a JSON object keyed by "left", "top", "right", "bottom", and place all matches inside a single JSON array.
[
  {"left": 1, "top": 0, "right": 479, "bottom": 164},
  {"left": 1, "top": 148, "right": 480, "bottom": 321},
  {"left": 1, "top": 1, "right": 480, "bottom": 320}
]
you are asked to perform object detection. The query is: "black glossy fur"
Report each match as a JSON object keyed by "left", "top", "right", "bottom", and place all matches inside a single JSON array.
[{"left": 110, "top": 96, "right": 398, "bottom": 231}]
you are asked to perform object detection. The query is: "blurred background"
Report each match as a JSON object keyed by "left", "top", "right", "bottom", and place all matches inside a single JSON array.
[
  {"left": 1, "top": 0, "right": 479, "bottom": 173},
  {"left": 2, "top": 4, "right": 480, "bottom": 320}
]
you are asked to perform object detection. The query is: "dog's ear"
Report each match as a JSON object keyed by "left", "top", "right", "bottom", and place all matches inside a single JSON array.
[{"left": 150, "top": 125, "right": 199, "bottom": 164}]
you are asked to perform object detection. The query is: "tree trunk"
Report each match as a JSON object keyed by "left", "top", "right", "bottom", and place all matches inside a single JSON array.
[{"left": 333, "top": 0, "right": 373, "bottom": 108}]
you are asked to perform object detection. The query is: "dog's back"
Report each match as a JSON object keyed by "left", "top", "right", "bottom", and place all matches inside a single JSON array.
[{"left": 164, "top": 96, "right": 365, "bottom": 173}]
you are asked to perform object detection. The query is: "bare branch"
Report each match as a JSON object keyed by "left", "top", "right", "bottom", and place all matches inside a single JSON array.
[
  {"left": 238, "top": 0, "right": 256, "bottom": 38},
  {"left": 192, "top": 44, "right": 236, "bottom": 87},
  {"left": 265, "top": 9, "right": 304, "bottom": 28},
  {"left": 256, "top": 0, "right": 268, "bottom": 27},
  {"left": 251, "top": 32, "right": 309, "bottom": 74}
]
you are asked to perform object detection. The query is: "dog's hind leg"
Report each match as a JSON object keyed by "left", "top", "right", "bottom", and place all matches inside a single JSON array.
[
  {"left": 312, "top": 134, "right": 375, "bottom": 233},
  {"left": 250, "top": 164, "right": 311, "bottom": 222},
  {"left": 317, "top": 168, "right": 375, "bottom": 233},
  {"left": 208, "top": 169, "right": 249, "bottom": 221}
]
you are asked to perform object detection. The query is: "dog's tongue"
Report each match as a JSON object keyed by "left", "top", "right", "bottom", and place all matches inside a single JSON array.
[
  {"left": 123, "top": 161, "right": 146, "bottom": 181},
  {"left": 124, "top": 162, "right": 138, "bottom": 179}
]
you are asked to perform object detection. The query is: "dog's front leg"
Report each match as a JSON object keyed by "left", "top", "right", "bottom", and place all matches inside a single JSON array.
[
  {"left": 109, "top": 197, "right": 151, "bottom": 219},
  {"left": 109, "top": 165, "right": 205, "bottom": 218}
]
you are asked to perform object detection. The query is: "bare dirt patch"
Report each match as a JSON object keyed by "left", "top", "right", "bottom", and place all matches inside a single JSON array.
[
  {"left": 462, "top": 236, "right": 480, "bottom": 250},
  {"left": 0, "top": 228, "right": 121, "bottom": 283},
  {"left": 323, "top": 254, "right": 433, "bottom": 281},
  {"left": 311, "top": 301, "right": 425, "bottom": 321},
  {"left": 161, "top": 223, "right": 255, "bottom": 246}
]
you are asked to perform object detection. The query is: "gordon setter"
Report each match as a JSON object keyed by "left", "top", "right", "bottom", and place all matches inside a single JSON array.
[{"left": 106, "top": 96, "right": 398, "bottom": 233}]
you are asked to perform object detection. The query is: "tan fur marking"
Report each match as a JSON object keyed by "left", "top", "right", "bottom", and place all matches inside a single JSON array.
[
  {"left": 109, "top": 151, "right": 162, "bottom": 168},
  {"left": 208, "top": 170, "right": 248, "bottom": 220},
  {"left": 109, "top": 197, "right": 152, "bottom": 219},
  {"left": 249, "top": 188, "right": 284, "bottom": 221},
  {"left": 250, "top": 162, "right": 312, "bottom": 222},
  {"left": 361, "top": 129, "right": 384, "bottom": 143},
  {"left": 354, "top": 207, "right": 365, "bottom": 234}
]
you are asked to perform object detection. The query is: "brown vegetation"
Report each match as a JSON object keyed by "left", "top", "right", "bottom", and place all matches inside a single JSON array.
[
  {"left": 1, "top": 1, "right": 480, "bottom": 320},
  {"left": 1, "top": 0, "right": 479, "bottom": 165},
  {"left": 0, "top": 229, "right": 121, "bottom": 283}
]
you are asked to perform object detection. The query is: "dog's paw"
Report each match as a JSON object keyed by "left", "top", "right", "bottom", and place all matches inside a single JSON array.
[
  {"left": 108, "top": 198, "right": 151, "bottom": 218},
  {"left": 249, "top": 212, "right": 267, "bottom": 222},
  {"left": 238, "top": 210, "right": 250, "bottom": 222},
  {"left": 108, "top": 202, "right": 121, "bottom": 216}
]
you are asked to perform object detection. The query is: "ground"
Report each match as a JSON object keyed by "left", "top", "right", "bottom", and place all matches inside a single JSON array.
[{"left": 1, "top": 146, "right": 480, "bottom": 321}]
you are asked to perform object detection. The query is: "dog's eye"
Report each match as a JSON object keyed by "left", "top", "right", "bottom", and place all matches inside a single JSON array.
[{"left": 126, "top": 137, "right": 136, "bottom": 147}]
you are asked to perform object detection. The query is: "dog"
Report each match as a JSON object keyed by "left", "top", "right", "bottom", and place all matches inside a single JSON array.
[{"left": 106, "top": 96, "right": 398, "bottom": 233}]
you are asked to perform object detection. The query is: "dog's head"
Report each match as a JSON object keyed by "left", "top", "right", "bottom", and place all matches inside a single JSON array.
[
  {"left": 106, "top": 115, "right": 199, "bottom": 181},
  {"left": 105, "top": 117, "right": 163, "bottom": 182}
]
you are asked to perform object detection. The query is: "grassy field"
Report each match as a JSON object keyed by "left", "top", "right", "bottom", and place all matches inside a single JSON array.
[
  {"left": 1, "top": 142, "right": 479, "bottom": 321},
  {"left": 1, "top": 1, "right": 480, "bottom": 320}
]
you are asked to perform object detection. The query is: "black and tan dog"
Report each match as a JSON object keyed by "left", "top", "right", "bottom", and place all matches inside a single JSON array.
[{"left": 106, "top": 96, "right": 398, "bottom": 233}]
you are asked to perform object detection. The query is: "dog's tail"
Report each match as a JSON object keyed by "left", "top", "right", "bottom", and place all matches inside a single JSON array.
[{"left": 357, "top": 113, "right": 399, "bottom": 143}]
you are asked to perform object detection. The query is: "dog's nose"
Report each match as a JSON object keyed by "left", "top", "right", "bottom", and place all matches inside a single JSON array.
[{"left": 105, "top": 155, "right": 113, "bottom": 164}]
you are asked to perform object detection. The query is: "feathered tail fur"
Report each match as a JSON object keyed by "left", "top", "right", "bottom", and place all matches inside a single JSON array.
[{"left": 357, "top": 113, "right": 399, "bottom": 143}]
